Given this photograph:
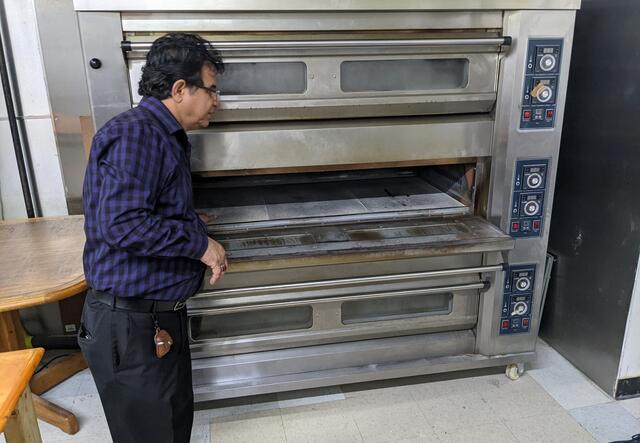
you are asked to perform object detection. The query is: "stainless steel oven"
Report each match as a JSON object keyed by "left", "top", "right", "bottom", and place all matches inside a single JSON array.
[{"left": 70, "top": 0, "right": 580, "bottom": 401}]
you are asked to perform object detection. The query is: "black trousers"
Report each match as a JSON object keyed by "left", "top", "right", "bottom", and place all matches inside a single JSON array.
[{"left": 78, "top": 291, "right": 194, "bottom": 443}]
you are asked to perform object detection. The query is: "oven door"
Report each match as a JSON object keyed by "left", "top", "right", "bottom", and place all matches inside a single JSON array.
[
  {"left": 126, "top": 36, "right": 506, "bottom": 122},
  {"left": 187, "top": 216, "right": 513, "bottom": 358}
]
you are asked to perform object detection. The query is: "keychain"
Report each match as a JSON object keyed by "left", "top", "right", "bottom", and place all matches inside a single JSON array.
[{"left": 151, "top": 307, "right": 173, "bottom": 358}]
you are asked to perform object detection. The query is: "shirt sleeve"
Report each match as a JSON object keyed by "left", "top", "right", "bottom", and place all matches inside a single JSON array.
[{"left": 95, "top": 123, "right": 209, "bottom": 260}]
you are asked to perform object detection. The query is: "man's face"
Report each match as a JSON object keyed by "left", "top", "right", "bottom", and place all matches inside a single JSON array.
[{"left": 181, "top": 64, "right": 219, "bottom": 130}]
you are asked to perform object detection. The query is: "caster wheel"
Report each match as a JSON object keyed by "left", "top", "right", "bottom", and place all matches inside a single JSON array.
[{"left": 505, "top": 363, "right": 524, "bottom": 380}]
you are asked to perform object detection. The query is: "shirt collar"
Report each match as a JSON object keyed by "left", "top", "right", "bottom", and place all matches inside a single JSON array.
[{"left": 138, "top": 96, "right": 184, "bottom": 136}]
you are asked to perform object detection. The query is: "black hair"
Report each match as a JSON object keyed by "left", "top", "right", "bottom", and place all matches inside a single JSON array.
[{"left": 138, "top": 32, "right": 224, "bottom": 100}]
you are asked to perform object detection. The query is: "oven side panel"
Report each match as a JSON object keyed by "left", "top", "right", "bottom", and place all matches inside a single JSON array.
[{"left": 478, "top": 10, "right": 577, "bottom": 356}]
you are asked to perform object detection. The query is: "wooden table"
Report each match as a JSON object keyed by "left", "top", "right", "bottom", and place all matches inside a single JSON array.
[
  {"left": 0, "top": 348, "right": 44, "bottom": 442},
  {"left": 0, "top": 216, "right": 88, "bottom": 435}
]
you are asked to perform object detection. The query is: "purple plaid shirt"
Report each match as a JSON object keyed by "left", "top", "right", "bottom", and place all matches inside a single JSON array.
[{"left": 83, "top": 97, "right": 208, "bottom": 300}]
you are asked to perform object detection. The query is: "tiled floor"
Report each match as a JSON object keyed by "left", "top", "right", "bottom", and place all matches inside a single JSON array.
[{"left": 3, "top": 339, "right": 640, "bottom": 442}]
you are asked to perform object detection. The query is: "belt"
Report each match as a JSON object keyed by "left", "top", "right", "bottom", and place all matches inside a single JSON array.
[{"left": 89, "top": 289, "right": 187, "bottom": 312}]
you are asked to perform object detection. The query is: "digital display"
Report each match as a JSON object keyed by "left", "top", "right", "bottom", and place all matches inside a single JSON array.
[
  {"left": 528, "top": 167, "right": 541, "bottom": 173},
  {"left": 544, "top": 47, "right": 554, "bottom": 54}
]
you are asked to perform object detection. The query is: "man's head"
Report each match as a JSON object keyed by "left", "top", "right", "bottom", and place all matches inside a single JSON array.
[{"left": 138, "top": 33, "right": 224, "bottom": 131}]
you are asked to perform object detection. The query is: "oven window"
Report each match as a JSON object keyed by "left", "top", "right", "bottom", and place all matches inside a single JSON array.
[
  {"left": 217, "top": 62, "right": 307, "bottom": 95},
  {"left": 189, "top": 306, "right": 312, "bottom": 340},
  {"left": 340, "top": 59, "right": 468, "bottom": 92},
  {"left": 341, "top": 293, "right": 452, "bottom": 324}
]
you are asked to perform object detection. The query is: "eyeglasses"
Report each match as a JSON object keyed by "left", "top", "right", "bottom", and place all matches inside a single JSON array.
[{"left": 194, "top": 84, "right": 220, "bottom": 98}]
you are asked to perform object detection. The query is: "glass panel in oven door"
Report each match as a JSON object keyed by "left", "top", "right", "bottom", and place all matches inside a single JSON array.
[
  {"left": 341, "top": 59, "right": 469, "bottom": 92},
  {"left": 190, "top": 305, "right": 313, "bottom": 340},
  {"left": 218, "top": 62, "right": 307, "bottom": 95},
  {"left": 127, "top": 59, "right": 307, "bottom": 104},
  {"left": 341, "top": 292, "right": 452, "bottom": 324}
]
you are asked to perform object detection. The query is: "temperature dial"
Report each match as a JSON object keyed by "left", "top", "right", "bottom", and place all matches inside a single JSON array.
[
  {"left": 512, "top": 301, "right": 529, "bottom": 316},
  {"left": 536, "top": 86, "right": 553, "bottom": 103},
  {"left": 526, "top": 173, "right": 543, "bottom": 189},
  {"left": 515, "top": 277, "right": 531, "bottom": 292},
  {"left": 539, "top": 54, "right": 557, "bottom": 72},
  {"left": 524, "top": 201, "right": 540, "bottom": 216}
]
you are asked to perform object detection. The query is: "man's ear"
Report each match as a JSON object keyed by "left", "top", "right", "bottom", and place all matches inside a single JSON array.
[{"left": 170, "top": 79, "right": 187, "bottom": 103}]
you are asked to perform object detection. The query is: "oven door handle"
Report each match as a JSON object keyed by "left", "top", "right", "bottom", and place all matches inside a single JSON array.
[
  {"left": 188, "top": 281, "right": 490, "bottom": 315},
  {"left": 196, "top": 263, "right": 507, "bottom": 297},
  {"left": 122, "top": 37, "right": 512, "bottom": 52}
]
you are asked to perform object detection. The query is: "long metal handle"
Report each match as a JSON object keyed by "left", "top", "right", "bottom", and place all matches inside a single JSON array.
[
  {"left": 198, "top": 263, "right": 506, "bottom": 297},
  {"left": 122, "top": 37, "right": 512, "bottom": 52},
  {"left": 189, "top": 281, "right": 489, "bottom": 315}
]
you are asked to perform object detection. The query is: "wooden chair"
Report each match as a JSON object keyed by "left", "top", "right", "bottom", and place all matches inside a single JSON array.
[{"left": 0, "top": 348, "right": 44, "bottom": 442}]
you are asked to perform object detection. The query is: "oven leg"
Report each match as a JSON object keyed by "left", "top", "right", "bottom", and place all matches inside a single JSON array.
[{"left": 505, "top": 363, "right": 525, "bottom": 380}]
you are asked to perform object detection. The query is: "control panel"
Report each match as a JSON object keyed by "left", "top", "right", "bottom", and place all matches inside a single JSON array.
[
  {"left": 500, "top": 264, "right": 536, "bottom": 335},
  {"left": 520, "top": 39, "right": 563, "bottom": 129},
  {"left": 510, "top": 159, "right": 549, "bottom": 237}
]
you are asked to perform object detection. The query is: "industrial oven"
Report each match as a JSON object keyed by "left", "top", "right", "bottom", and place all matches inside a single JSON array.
[{"left": 71, "top": 0, "right": 580, "bottom": 401}]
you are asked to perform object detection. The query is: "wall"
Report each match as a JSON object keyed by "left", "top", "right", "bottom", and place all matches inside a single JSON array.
[{"left": 0, "top": 0, "right": 68, "bottom": 220}]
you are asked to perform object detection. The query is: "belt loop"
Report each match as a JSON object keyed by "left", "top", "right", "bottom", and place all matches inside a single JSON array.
[{"left": 110, "top": 294, "right": 116, "bottom": 311}]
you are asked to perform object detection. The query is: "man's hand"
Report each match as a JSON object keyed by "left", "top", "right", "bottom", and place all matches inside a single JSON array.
[
  {"left": 200, "top": 237, "right": 228, "bottom": 286},
  {"left": 198, "top": 212, "right": 216, "bottom": 224}
]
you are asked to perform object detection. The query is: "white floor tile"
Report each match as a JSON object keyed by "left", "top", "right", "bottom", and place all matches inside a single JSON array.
[
  {"left": 528, "top": 365, "right": 612, "bottom": 409},
  {"left": 345, "top": 389, "right": 435, "bottom": 443},
  {"left": 40, "top": 378, "right": 80, "bottom": 400},
  {"left": 280, "top": 402, "right": 363, "bottom": 443},
  {"left": 570, "top": 403, "right": 640, "bottom": 443},
  {"left": 416, "top": 389, "right": 501, "bottom": 434},
  {"left": 529, "top": 339, "right": 576, "bottom": 371},
  {"left": 212, "top": 410, "right": 286, "bottom": 443},
  {"left": 73, "top": 369, "right": 100, "bottom": 397},
  {"left": 38, "top": 412, "right": 112, "bottom": 442},
  {"left": 620, "top": 397, "right": 640, "bottom": 419},
  {"left": 191, "top": 424, "right": 211, "bottom": 443},
  {"left": 505, "top": 411, "right": 596, "bottom": 443},
  {"left": 482, "top": 374, "right": 568, "bottom": 421},
  {"left": 436, "top": 422, "right": 519, "bottom": 443}
]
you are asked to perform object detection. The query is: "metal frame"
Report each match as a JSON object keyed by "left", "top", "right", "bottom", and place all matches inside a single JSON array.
[
  {"left": 73, "top": 0, "right": 581, "bottom": 12},
  {"left": 68, "top": 3, "right": 579, "bottom": 399},
  {"left": 190, "top": 331, "right": 535, "bottom": 401},
  {"left": 121, "top": 11, "right": 504, "bottom": 32},
  {"left": 478, "top": 10, "right": 577, "bottom": 356}
]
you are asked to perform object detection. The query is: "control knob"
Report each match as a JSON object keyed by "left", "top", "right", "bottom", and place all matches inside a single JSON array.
[
  {"left": 512, "top": 301, "right": 529, "bottom": 316},
  {"left": 524, "top": 200, "right": 540, "bottom": 216},
  {"left": 539, "top": 54, "right": 557, "bottom": 72},
  {"left": 526, "top": 173, "right": 543, "bottom": 189},
  {"left": 537, "top": 86, "right": 553, "bottom": 103},
  {"left": 515, "top": 277, "right": 531, "bottom": 292},
  {"left": 531, "top": 81, "right": 554, "bottom": 103}
]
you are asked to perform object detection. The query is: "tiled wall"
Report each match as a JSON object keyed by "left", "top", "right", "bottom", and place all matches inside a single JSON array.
[{"left": 0, "top": 0, "right": 68, "bottom": 220}]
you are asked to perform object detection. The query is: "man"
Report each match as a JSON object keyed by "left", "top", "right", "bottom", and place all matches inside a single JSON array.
[{"left": 79, "top": 33, "right": 227, "bottom": 442}]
